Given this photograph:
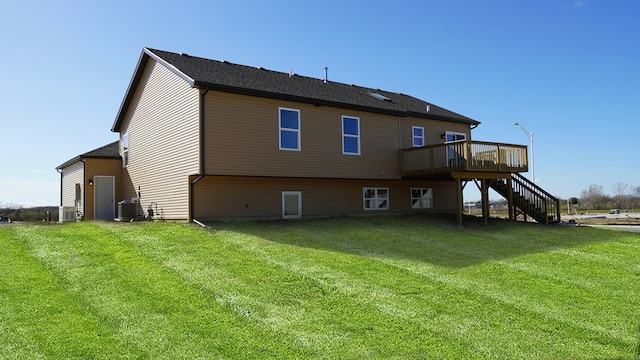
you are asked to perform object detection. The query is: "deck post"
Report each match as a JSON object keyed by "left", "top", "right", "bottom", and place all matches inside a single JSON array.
[
  {"left": 481, "top": 179, "right": 490, "bottom": 225},
  {"left": 456, "top": 178, "right": 463, "bottom": 228}
]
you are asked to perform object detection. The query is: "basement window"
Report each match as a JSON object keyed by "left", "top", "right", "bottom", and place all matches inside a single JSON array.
[
  {"left": 411, "top": 188, "right": 433, "bottom": 209},
  {"left": 282, "top": 191, "right": 302, "bottom": 219},
  {"left": 363, "top": 188, "right": 389, "bottom": 210}
]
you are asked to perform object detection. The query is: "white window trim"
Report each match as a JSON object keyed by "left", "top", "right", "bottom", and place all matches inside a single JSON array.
[
  {"left": 282, "top": 191, "right": 302, "bottom": 219},
  {"left": 445, "top": 131, "right": 467, "bottom": 143},
  {"left": 411, "top": 188, "right": 433, "bottom": 209},
  {"left": 342, "top": 116, "right": 360, "bottom": 155},
  {"left": 412, "top": 126, "right": 425, "bottom": 147},
  {"left": 279, "top": 107, "right": 301, "bottom": 151},
  {"left": 122, "top": 133, "right": 129, "bottom": 168},
  {"left": 363, "top": 187, "right": 389, "bottom": 210}
]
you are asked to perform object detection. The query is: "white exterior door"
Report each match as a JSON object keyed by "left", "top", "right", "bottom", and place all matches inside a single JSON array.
[{"left": 94, "top": 176, "right": 115, "bottom": 220}]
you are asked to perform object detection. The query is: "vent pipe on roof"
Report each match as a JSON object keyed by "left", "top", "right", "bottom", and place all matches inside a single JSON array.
[
  {"left": 324, "top": 67, "right": 328, "bottom": 83},
  {"left": 426, "top": 105, "right": 431, "bottom": 113}
]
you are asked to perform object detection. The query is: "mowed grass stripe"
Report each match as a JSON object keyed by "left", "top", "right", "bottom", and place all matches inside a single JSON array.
[
  {"left": 1, "top": 218, "right": 638, "bottom": 359},
  {"left": 215, "top": 218, "right": 639, "bottom": 359},
  {"left": 0, "top": 227, "right": 122, "bottom": 359},
  {"left": 99, "top": 222, "right": 481, "bottom": 359},
  {"left": 13, "top": 223, "right": 314, "bottom": 359}
]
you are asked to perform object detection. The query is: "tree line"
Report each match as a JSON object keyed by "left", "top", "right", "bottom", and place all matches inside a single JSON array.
[
  {"left": 0, "top": 206, "right": 58, "bottom": 222},
  {"left": 577, "top": 183, "right": 640, "bottom": 211}
]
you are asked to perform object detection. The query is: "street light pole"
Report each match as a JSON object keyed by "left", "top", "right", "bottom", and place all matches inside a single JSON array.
[{"left": 513, "top": 122, "right": 535, "bottom": 183}]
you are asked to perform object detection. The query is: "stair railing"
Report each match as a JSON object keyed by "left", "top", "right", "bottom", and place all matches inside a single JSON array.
[{"left": 510, "top": 173, "right": 561, "bottom": 224}]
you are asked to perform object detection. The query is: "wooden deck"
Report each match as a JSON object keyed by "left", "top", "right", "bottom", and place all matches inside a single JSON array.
[
  {"left": 402, "top": 140, "right": 528, "bottom": 177},
  {"left": 402, "top": 140, "right": 558, "bottom": 227}
]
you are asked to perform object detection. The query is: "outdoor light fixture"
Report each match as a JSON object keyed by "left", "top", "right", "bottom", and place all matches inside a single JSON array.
[
  {"left": 513, "top": 122, "right": 535, "bottom": 183},
  {"left": 88, "top": 178, "right": 94, "bottom": 186}
]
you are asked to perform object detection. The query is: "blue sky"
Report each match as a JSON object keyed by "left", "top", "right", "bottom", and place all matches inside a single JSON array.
[{"left": 1, "top": 0, "right": 638, "bottom": 207}]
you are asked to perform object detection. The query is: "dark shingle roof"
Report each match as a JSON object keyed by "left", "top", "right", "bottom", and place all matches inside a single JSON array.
[
  {"left": 56, "top": 141, "right": 120, "bottom": 170},
  {"left": 112, "top": 48, "right": 479, "bottom": 132}
]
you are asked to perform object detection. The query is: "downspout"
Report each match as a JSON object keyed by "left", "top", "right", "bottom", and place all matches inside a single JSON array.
[
  {"left": 80, "top": 158, "right": 86, "bottom": 219},
  {"left": 190, "top": 88, "right": 209, "bottom": 223},
  {"left": 56, "top": 168, "right": 63, "bottom": 207}
]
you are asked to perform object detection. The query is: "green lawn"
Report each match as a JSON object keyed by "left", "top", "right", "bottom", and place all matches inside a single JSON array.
[{"left": 1, "top": 216, "right": 638, "bottom": 359}]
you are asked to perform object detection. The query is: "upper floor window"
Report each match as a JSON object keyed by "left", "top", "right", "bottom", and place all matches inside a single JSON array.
[
  {"left": 342, "top": 116, "right": 360, "bottom": 155},
  {"left": 122, "top": 133, "right": 129, "bottom": 167},
  {"left": 445, "top": 131, "right": 466, "bottom": 143},
  {"left": 279, "top": 108, "right": 300, "bottom": 151},
  {"left": 412, "top": 126, "right": 424, "bottom": 147}
]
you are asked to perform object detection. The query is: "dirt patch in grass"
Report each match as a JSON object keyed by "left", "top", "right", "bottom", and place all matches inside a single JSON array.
[{"left": 570, "top": 216, "right": 640, "bottom": 226}]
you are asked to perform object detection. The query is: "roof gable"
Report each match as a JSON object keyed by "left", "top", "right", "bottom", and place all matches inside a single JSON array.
[
  {"left": 112, "top": 48, "right": 480, "bottom": 132},
  {"left": 56, "top": 141, "right": 120, "bottom": 170}
]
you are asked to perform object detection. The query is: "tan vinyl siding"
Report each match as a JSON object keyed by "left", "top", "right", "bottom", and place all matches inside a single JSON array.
[
  {"left": 60, "top": 161, "right": 84, "bottom": 216},
  {"left": 193, "top": 176, "right": 457, "bottom": 221},
  {"left": 84, "top": 159, "right": 122, "bottom": 220},
  {"left": 118, "top": 59, "right": 200, "bottom": 220},
  {"left": 204, "top": 91, "right": 402, "bottom": 180},
  {"left": 399, "top": 118, "right": 471, "bottom": 149},
  {"left": 204, "top": 91, "right": 473, "bottom": 180}
]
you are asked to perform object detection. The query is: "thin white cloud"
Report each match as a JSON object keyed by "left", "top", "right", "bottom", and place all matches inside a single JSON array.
[{"left": 572, "top": 1, "right": 587, "bottom": 8}]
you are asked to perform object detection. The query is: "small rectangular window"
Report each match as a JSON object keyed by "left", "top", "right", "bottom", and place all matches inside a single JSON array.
[
  {"left": 279, "top": 108, "right": 300, "bottom": 151},
  {"left": 122, "top": 133, "right": 129, "bottom": 167},
  {"left": 411, "top": 188, "right": 433, "bottom": 209},
  {"left": 342, "top": 116, "right": 360, "bottom": 155},
  {"left": 282, "top": 191, "right": 302, "bottom": 219},
  {"left": 363, "top": 187, "right": 389, "bottom": 210},
  {"left": 412, "top": 126, "right": 424, "bottom": 147},
  {"left": 74, "top": 183, "right": 81, "bottom": 202}
]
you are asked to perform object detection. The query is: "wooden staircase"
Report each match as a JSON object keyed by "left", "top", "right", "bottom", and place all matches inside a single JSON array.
[{"left": 490, "top": 173, "right": 561, "bottom": 224}]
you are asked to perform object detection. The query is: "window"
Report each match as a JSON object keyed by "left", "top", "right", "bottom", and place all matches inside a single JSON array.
[
  {"left": 74, "top": 183, "right": 81, "bottom": 202},
  {"left": 122, "top": 133, "right": 129, "bottom": 167},
  {"left": 445, "top": 131, "right": 466, "bottom": 143},
  {"left": 445, "top": 131, "right": 466, "bottom": 166},
  {"left": 411, "top": 188, "right": 433, "bottom": 209},
  {"left": 342, "top": 116, "right": 360, "bottom": 155},
  {"left": 279, "top": 108, "right": 300, "bottom": 151},
  {"left": 282, "top": 191, "right": 302, "bottom": 219},
  {"left": 363, "top": 188, "right": 389, "bottom": 210},
  {"left": 412, "top": 126, "right": 424, "bottom": 147}
]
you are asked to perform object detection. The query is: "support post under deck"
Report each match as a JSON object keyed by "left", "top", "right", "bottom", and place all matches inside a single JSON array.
[
  {"left": 456, "top": 178, "right": 463, "bottom": 228},
  {"left": 481, "top": 178, "right": 490, "bottom": 225}
]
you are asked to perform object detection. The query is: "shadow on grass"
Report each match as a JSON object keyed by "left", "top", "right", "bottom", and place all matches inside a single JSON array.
[{"left": 206, "top": 214, "right": 637, "bottom": 268}]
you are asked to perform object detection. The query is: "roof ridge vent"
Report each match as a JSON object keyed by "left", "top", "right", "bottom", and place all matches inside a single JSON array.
[{"left": 179, "top": 52, "right": 189, "bottom": 57}]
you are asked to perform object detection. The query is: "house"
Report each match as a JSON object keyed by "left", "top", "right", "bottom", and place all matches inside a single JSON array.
[
  {"left": 57, "top": 48, "right": 560, "bottom": 225},
  {"left": 56, "top": 141, "right": 122, "bottom": 221}
]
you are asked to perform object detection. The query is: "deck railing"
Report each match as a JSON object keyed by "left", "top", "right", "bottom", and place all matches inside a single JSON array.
[{"left": 402, "top": 140, "right": 528, "bottom": 176}]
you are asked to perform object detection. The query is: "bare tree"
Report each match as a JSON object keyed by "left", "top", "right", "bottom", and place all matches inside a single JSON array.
[
  {"left": 611, "top": 182, "right": 630, "bottom": 209},
  {"left": 580, "top": 184, "right": 610, "bottom": 210},
  {"left": 630, "top": 186, "right": 640, "bottom": 211}
]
